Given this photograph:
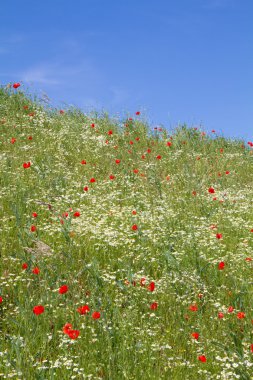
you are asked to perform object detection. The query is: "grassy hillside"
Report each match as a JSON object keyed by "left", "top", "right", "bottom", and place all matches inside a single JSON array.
[{"left": 0, "top": 86, "right": 252, "bottom": 379}]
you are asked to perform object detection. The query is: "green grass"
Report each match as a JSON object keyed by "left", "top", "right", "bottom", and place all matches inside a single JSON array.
[{"left": 0, "top": 85, "right": 252, "bottom": 379}]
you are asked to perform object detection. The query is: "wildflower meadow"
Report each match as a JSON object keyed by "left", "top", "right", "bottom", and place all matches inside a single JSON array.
[{"left": 0, "top": 84, "right": 252, "bottom": 379}]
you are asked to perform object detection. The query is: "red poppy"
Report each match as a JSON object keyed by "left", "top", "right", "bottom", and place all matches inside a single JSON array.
[
  {"left": 32, "top": 212, "right": 38, "bottom": 218},
  {"left": 28, "top": 136, "right": 33, "bottom": 140},
  {"left": 77, "top": 305, "right": 90, "bottom": 315},
  {"left": 32, "top": 267, "right": 40, "bottom": 275},
  {"left": 92, "top": 311, "right": 101, "bottom": 319},
  {"left": 166, "top": 141, "right": 172, "bottom": 147},
  {"left": 192, "top": 191, "right": 197, "bottom": 196},
  {"left": 60, "top": 110, "right": 64, "bottom": 114},
  {"left": 133, "top": 169, "right": 139, "bottom": 174},
  {"left": 189, "top": 304, "right": 198, "bottom": 312},
  {"left": 245, "top": 257, "right": 252, "bottom": 262},
  {"left": 108, "top": 130, "right": 113, "bottom": 135},
  {"left": 208, "top": 187, "right": 215, "bottom": 194},
  {"left": 237, "top": 312, "right": 245, "bottom": 319},
  {"left": 13, "top": 83, "right": 21, "bottom": 89},
  {"left": 0, "top": 296, "right": 3, "bottom": 303},
  {"left": 67, "top": 330, "right": 80, "bottom": 339},
  {"left": 156, "top": 155, "right": 162, "bottom": 160},
  {"left": 90, "top": 178, "right": 96, "bottom": 183},
  {"left": 129, "top": 141, "right": 134, "bottom": 145},
  {"left": 191, "top": 332, "right": 199, "bottom": 340},
  {"left": 216, "top": 233, "right": 223, "bottom": 239},
  {"left": 59, "top": 285, "right": 68, "bottom": 294},
  {"left": 83, "top": 186, "right": 89, "bottom": 191},
  {"left": 23, "top": 105, "right": 29, "bottom": 110},
  {"left": 132, "top": 224, "right": 138, "bottom": 231},
  {"left": 225, "top": 171, "right": 230, "bottom": 175},
  {"left": 115, "top": 159, "right": 121, "bottom": 164},
  {"left": 132, "top": 210, "right": 137, "bottom": 215},
  {"left": 136, "top": 111, "right": 140, "bottom": 115},
  {"left": 33, "top": 305, "right": 44, "bottom": 315},
  {"left": 109, "top": 175, "right": 115, "bottom": 180},
  {"left": 218, "top": 262, "right": 225, "bottom": 270},
  {"left": 227, "top": 306, "right": 234, "bottom": 313},
  {"left": 150, "top": 302, "right": 158, "bottom": 310},
  {"left": 147, "top": 281, "right": 155, "bottom": 292},
  {"left": 30, "top": 225, "right": 37, "bottom": 232},
  {"left": 198, "top": 355, "right": 206, "bottom": 363},
  {"left": 11, "top": 137, "right": 16, "bottom": 144},
  {"left": 218, "top": 312, "right": 224, "bottom": 319},
  {"left": 140, "top": 277, "right": 146, "bottom": 286},
  {"left": 73, "top": 211, "right": 80, "bottom": 217},
  {"left": 81, "top": 160, "right": 87, "bottom": 165},
  {"left": 23, "top": 162, "right": 31, "bottom": 169},
  {"left": 22, "top": 263, "right": 28, "bottom": 270},
  {"left": 250, "top": 344, "right": 253, "bottom": 353},
  {"left": 91, "top": 123, "right": 95, "bottom": 128},
  {"left": 63, "top": 323, "right": 72, "bottom": 334}
]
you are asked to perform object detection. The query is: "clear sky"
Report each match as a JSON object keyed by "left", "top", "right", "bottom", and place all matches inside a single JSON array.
[{"left": 0, "top": 0, "right": 252, "bottom": 141}]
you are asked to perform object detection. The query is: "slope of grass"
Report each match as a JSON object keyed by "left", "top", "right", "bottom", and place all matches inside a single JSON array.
[{"left": 0, "top": 86, "right": 252, "bottom": 379}]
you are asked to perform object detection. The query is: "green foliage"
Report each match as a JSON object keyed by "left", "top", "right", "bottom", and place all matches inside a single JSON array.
[{"left": 0, "top": 87, "right": 252, "bottom": 379}]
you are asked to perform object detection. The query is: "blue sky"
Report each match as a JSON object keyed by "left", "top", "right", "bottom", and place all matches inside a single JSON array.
[{"left": 0, "top": 0, "right": 252, "bottom": 141}]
